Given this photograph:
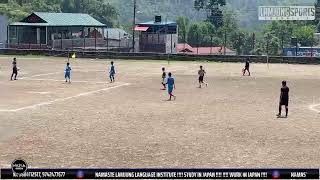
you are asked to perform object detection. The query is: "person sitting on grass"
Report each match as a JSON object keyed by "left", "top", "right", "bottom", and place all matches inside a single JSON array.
[{"left": 166, "top": 72, "right": 176, "bottom": 101}]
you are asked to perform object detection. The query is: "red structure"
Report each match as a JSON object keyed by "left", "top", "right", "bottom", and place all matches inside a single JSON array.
[{"left": 177, "top": 43, "right": 235, "bottom": 55}]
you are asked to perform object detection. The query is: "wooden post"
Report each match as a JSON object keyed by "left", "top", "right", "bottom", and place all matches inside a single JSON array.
[
  {"left": 71, "top": 27, "right": 73, "bottom": 50},
  {"left": 224, "top": 29, "right": 227, "bottom": 55},
  {"left": 60, "top": 32, "right": 63, "bottom": 49},
  {"left": 7, "top": 26, "right": 9, "bottom": 48},
  {"left": 106, "top": 30, "right": 109, "bottom": 51},
  {"left": 119, "top": 30, "right": 121, "bottom": 50},
  {"left": 170, "top": 33, "right": 173, "bottom": 54},
  {"left": 95, "top": 27, "right": 97, "bottom": 51},
  {"left": 210, "top": 35, "right": 213, "bottom": 54},
  {"left": 132, "top": 0, "right": 136, "bottom": 52},
  {"left": 16, "top": 26, "right": 19, "bottom": 45},
  {"left": 83, "top": 27, "right": 85, "bottom": 50}
]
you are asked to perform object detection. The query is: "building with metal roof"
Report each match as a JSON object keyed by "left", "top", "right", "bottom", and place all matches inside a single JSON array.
[
  {"left": 8, "top": 12, "right": 107, "bottom": 49},
  {"left": 134, "top": 16, "right": 178, "bottom": 53}
]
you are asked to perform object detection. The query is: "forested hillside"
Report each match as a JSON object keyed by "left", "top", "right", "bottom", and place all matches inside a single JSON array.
[
  {"left": 1, "top": 0, "right": 319, "bottom": 55},
  {"left": 110, "top": 0, "right": 316, "bottom": 28},
  {"left": 0, "top": 0, "right": 316, "bottom": 28},
  {"left": 0, "top": 0, "right": 118, "bottom": 26}
]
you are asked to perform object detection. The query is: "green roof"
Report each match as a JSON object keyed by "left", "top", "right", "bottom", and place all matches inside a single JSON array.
[{"left": 10, "top": 12, "right": 106, "bottom": 27}]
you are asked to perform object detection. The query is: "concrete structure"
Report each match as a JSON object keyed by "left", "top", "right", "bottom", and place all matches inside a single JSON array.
[
  {"left": 103, "top": 28, "right": 132, "bottom": 50},
  {"left": 0, "top": 15, "right": 8, "bottom": 48},
  {"left": 283, "top": 47, "right": 320, "bottom": 57},
  {"left": 135, "top": 16, "right": 178, "bottom": 53},
  {"left": 8, "top": 12, "right": 107, "bottom": 49}
]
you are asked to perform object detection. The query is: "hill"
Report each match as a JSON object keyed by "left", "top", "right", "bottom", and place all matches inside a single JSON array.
[{"left": 110, "top": 0, "right": 316, "bottom": 29}]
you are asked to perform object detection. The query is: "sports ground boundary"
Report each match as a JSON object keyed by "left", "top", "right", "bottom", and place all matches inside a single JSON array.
[{"left": 1, "top": 49, "right": 320, "bottom": 64}]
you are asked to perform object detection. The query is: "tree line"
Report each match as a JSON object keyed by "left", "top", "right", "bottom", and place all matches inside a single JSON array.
[
  {"left": 0, "top": 0, "right": 118, "bottom": 26},
  {"left": 1, "top": 0, "right": 319, "bottom": 55},
  {"left": 177, "top": 0, "right": 319, "bottom": 55}
]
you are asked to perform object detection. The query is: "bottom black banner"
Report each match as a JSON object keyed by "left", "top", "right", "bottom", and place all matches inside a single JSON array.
[{"left": 0, "top": 168, "right": 319, "bottom": 179}]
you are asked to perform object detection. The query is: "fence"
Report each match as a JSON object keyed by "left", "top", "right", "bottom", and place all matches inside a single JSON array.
[
  {"left": 3, "top": 28, "right": 320, "bottom": 56},
  {"left": 1, "top": 48, "right": 320, "bottom": 65}
]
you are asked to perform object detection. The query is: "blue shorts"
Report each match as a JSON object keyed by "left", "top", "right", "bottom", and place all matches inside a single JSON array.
[
  {"left": 168, "top": 86, "right": 174, "bottom": 94},
  {"left": 65, "top": 72, "right": 70, "bottom": 79}
]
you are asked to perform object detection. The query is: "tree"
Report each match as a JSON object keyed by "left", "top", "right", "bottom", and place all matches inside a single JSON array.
[
  {"left": 230, "top": 31, "right": 245, "bottom": 55},
  {"left": 217, "top": 9, "right": 240, "bottom": 53},
  {"left": 187, "top": 21, "right": 218, "bottom": 47},
  {"left": 62, "top": 0, "right": 75, "bottom": 12},
  {"left": 187, "top": 23, "right": 201, "bottom": 47},
  {"left": 78, "top": 0, "right": 118, "bottom": 27},
  {"left": 263, "top": 33, "right": 281, "bottom": 55},
  {"left": 317, "top": 22, "right": 320, "bottom": 33},
  {"left": 1, "top": 0, "right": 118, "bottom": 27},
  {"left": 194, "top": 0, "right": 226, "bottom": 28},
  {"left": 293, "top": 25, "right": 317, "bottom": 46},
  {"left": 74, "top": 0, "right": 81, "bottom": 12},
  {"left": 176, "top": 16, "right": 190, "bottom": 43}
]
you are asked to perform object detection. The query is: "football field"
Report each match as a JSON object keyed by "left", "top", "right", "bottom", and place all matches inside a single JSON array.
[{"left": 0, "top": 56, "right": 319, "bottom": 168}]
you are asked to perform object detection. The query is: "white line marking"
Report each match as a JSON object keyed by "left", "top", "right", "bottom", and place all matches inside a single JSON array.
[
  {"left": 309, "top": 104, "right": 320, "bottom": 113},
  {"left": 0, "top": 163, "right": 11, "bottom": 168},
  {"left": 23, "top": 78, "right": 108, "bottom": 84},
  {"left": 20, "top": 72, "right": 60, "bottom": 79},
  {"left": 28, "top": 91, "right": 53, "bottom": 95},
  {"left": 0, "top": 83, "right": 130, "bottom": 112}
]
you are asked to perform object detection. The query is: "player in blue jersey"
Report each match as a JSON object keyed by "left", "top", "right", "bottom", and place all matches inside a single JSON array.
[
  {"left": 65, "top": 62, "right": 71, "bottom": 83},
  {"left": 109, "top": 61, "right": 116, "bottom": 83},
  {"left": 166, "top": 72, "right": 176, "bottom": 101}
]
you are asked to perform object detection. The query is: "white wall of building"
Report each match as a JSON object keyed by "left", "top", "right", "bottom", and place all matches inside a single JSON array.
[{"left": 0, "top": 15, "right": 8, "bottom": 46}]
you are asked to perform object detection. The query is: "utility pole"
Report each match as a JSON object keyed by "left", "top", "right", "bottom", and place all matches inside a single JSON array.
[
  {"left": 132, "top": 0, "right": 136, "bottom": 52},
  {"left": 281, "top": 32, "right": 284, "bottom": 56},
  {"left": 266, "top": 34, "right": 270, "bottom": 56},
  {"left": 224, "top": 28, "right": 227, "bottom": 55},
  {"left": 252, "top": 32, "right": 256, "bottom": 55}
]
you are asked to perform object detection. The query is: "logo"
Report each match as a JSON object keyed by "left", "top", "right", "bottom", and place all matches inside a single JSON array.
[
  {"left": 272, "top": 170, "right": 280, "bottom": 179},
  {"left": 11, "top": 159, "right": 28, "bottom": 174},
  {"left": 76, "top": 170, "right": 85, "bottom": 179}
]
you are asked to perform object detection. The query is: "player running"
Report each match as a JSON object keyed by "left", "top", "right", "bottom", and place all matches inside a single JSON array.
[
  {"left": 198, "top": 66, "right": 208, "bottom": 88},
  {"left": 109, "top": 61, "right": 116, "bottom": 83},
  {"left": 243, "top": 58, "right": 251, "bottom": 76},
  {"left": 65, "top": 62, "right": 72, "bottom": 83},
  {"left": 161, "top": 67, "right": 167, "bottom": 90},
  {"left": 10, "top": 57, "right": 18, "bottom": 81},
  {"left": 166, "top": 72, "right": 176, "bottom": 101},
  {"left": 277, "top": 81, "right": 289, "bottom": 118}
]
